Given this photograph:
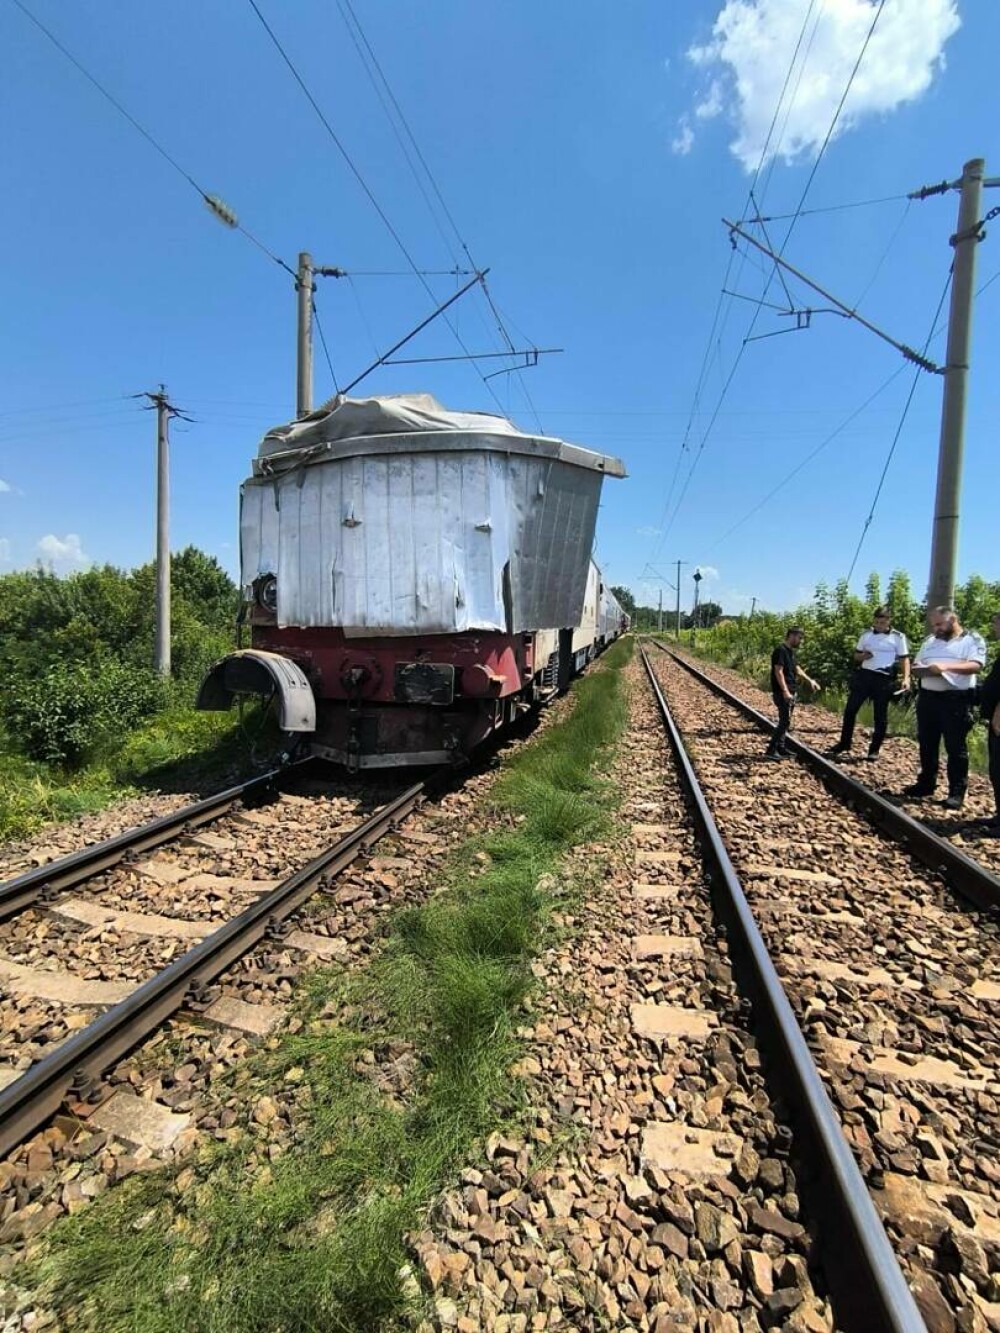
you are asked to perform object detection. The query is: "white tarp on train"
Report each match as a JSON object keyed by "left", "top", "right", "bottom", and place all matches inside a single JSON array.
[{"left": 240, "top": 394, "right": 625, "bottom": 637}]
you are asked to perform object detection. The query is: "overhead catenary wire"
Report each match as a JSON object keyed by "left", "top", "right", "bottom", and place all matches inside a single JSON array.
[
  {"left": 844, "top": 267, "right": 954, "bottom": 582},
  {"left": 703, "top": 255, "right": 1000, "bottom": 558},
  {"left": 648, "top": 0, "right": 821, "bottom": 561},
  {"left": 332, "top": 0, "right": 463, "bottom": 270},
  {"left": 10, "top": 0, "right": 296, "bottom": 279},
  {"left": 334, "top": 0, "right": 546, "bottom": 432},
  {"left": 333, "top": 0, "right": 546, "bottom": 429},
  {"left": 311, "top": 299, "right": 339, "bottom": 395},
  {"left": 657, "top": 0, "right": 890, "bottom": 550},
  {"left": 754, "top": 192, "right": 911, "bottom": 223},
  {"left": 245, "top": 0, "right": 516, "bottom": 414}
]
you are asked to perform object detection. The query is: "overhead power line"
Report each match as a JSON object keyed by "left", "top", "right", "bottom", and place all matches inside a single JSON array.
[
  {"left": 705, "top": 369, "right": 908, "bottom": 553},
  {"left": 844, "top": 267, "right": 954, "bottom": 582},
  {"left": 312, "top": 298, "right": 339, "bottom": 395},
  {"left": 754, "top": 192, "right": 911, "bottom": 222},
  {"left": 654, "top": 0, "right": 889, "bottom": 554},
  {"left": 703, "top": 255, "right": 1000, "bottom": 558},
  {"left": 10, "top": 0, "right": 295, "bottom": 277},
  {"left": 246, "top": 0, "right": 520, "bottom": 415},
  {"left": 649, "top": 0, "right": 821, "bottom": 561},
  {"left": 725, "top": 219, "right": 941, "bottom": 372},
  {"left": 330, "top": 0, "right": 545, "bottom": 429}
]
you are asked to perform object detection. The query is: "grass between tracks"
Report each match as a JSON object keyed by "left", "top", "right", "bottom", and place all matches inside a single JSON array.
[{"left": 29, "top": 638, "right": 633, "bottom": 1333}]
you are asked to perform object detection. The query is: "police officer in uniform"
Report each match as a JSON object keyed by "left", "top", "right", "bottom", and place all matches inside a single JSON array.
[
  {"left": 903, "top": 606, "right": 986, "bottom": 810},
  {"left": 830, "top": 606, "right": 910, "bottom": 761}
]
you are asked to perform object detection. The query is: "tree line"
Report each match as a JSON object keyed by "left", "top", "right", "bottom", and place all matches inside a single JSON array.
[
  {"left": 0, "top": 548, "right": 237, "bottom": 766},
  {"left": 614, "top": 570, "right": 999, "bottom": 694}
]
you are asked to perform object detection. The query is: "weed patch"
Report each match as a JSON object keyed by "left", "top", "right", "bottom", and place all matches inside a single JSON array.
[{"left": 29, "top": 640, "right": 633, "bottom": 1332}]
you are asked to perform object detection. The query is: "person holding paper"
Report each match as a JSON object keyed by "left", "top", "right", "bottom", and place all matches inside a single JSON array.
[
  {"left": 830, "top": 606, "right": 910, "bottom": 761},
  {"left": 902, "top": 606, "right": 986, "bottom": 811}
]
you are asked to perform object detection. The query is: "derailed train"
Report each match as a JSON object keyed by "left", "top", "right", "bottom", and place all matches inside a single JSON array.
[{"left": 198, "top": 394, "right": 627, "bottom": 768}]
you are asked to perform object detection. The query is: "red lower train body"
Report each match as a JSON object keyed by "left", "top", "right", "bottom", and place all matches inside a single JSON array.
[{"left": 247, "top": 622, "right": 617, "bottom": 769}]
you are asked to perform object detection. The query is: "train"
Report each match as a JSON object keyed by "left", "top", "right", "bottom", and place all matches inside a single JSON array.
[{"left": 197, "top": 393, "right": 627, "bottom": 768}]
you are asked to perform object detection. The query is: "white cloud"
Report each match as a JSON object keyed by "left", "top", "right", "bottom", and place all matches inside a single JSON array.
[
  {"left": 635, "top": 524, "right": 662, "bottom": 538},
  {"left": 694, "top": 78, "right": 724, "bottom": 120},
  {"left": 683, "top": 0, "right": 960, "bottom": 170},
  {"left": 695, "top": 564, "right": 721, "bottom": 581},
  {"left": 671, "top": 116, "right": 695, "bottom": 156},
  {"left": 0, "top": 479, "right": 11, "bottom": 493},
  {"left": 37, "top": 533, "right": 89, "bottom": 570},
  {"left": 0, "top": 538, "right": 10, "bottom": 563}
]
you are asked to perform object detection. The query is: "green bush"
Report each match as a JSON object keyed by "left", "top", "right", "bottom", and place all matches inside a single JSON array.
[{"left": 4, "top": 660, "right": 169, "bottom": 767}]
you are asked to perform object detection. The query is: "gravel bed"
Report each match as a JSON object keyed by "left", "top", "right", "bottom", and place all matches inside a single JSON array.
[
  {"left": 0, "top": 694, "right": 578, "bottom": 1314},
  {"left": 649, "top": 649, "right": 1000, "bottom": 1331},
  {"left": 0, "top": 780, "right": 391, "bottom": 1079},
  {"left": 410, "top": 653, "right": 835, "bottom": 1332},
  {"left": 663, "top": 644, "right": 1000, "bottom": 876},
  {"left": 0, "top": 790, "right": 200, "bottom": 882}
]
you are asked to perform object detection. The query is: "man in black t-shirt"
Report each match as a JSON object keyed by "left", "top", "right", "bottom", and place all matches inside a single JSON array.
[{"left": 766, "top": 626, "right": 819, "bottom": 759}]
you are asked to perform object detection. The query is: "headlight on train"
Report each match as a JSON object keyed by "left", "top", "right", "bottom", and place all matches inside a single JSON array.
[{"left": 257, "top": 574, "right": 278, "bottom": 614}]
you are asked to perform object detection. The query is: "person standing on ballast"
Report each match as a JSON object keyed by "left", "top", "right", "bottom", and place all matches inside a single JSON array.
[
  {"left": 830, "top": 606, "right": 910, "bottom": 761},
  {"left": 766, "top": 626, "right": 819, "bottom": 760},
  {"left": 977, "top": 610, "right": 1000, "bottom": 834},
  {"left": 903, "top": 606, "right": 986, "bottom": 811}
]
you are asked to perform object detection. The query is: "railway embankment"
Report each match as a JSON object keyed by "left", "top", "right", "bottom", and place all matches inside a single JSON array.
[{"left": 4, "top": 642, "right": 632, "bottom": 1332}]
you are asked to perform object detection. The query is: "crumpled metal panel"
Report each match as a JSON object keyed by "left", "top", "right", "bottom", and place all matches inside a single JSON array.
[{"left": 240, "top": 448, "right": 606, "bottom": 636}]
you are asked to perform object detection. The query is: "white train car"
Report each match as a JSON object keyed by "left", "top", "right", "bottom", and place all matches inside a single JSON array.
[{"left": 199, "top": 394, "right": 627, "bottom": 768}]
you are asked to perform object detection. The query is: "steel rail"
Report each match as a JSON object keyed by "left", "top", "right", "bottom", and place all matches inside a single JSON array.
[
  {"left": 652, "top": 641, "right": 999, "bottom": 913},
  {"left": 0, "top": 759, "right": 316, "bottom": 923},
  {"left": 0, "top": 780, "right": 425, "bottom": 1159},
  {"left": 639, "top": 644, "right": 925, "bottom": 1332}
]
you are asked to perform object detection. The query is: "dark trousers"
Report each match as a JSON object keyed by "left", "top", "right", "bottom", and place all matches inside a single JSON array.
[
  {"left": 839, "top": 670, "right": 895, "bottom": 753},
  {"left": 767, "top": 694, "right": 795, "bottom": 754},
  {"left": 989, "top": 728, "right": 1000, "bottom": 816},
  {"left": 916, "top": 690, "right": 974, "bottom": 795}
]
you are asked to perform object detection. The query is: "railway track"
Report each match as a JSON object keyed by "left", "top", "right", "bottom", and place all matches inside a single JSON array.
[
  {"left": 0, "top": 762, "right": 431, "bottom": 1239},
  {"left": 0, "top": 782, "right": 425, "bottom": 1161},
  {"left": 0, "top": 760, "right": 309, "bottom": 923},
  {"left": 653, "top": 640, "right": 1000, "bottom": 893},
  {"left": 640, "top": 641, "right": 999, "bottom": 1330}
]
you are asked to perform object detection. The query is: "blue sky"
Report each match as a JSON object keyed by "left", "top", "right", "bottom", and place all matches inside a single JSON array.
[{"left": 1, "top": 0, "right": 996, "bottom": 616}]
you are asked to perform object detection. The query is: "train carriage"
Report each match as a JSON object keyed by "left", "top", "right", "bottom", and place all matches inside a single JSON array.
[{"left": 198, "top": 393, "right": 625, "bottom": 767}]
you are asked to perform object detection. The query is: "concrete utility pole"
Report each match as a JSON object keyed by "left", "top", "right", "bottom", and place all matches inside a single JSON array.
[
  {"left": 692, "top": 568, "right": 703, "bottom": 645},
  {"left": 675, "top": 560, "right": 682, "bottom": 641},
  {"left": 150, "top": 386, "right": 172, "bottom": 678},
  {"left": 927, "top": 158, "right": 985, "bottom": 610},
  {"left": 296, "top": 251, "right": 314, "bottom": 419},
  {"left": 657, "top": 589, "right": 663, "bottom": 634},
  {"left": 296, "top": 254, "right": 347, "bottom": 418},
  {"left": 139, "top": 386, "right": 190, "bottom": 677}
]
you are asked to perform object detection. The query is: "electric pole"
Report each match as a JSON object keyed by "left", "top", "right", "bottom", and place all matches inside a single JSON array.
[
  {"left": 155, "top": 390, "right": 170, "bottom": 678},
  {"left": 140, "top": 387, "right": 191, "bottom": 677},
  {"left": 926, "top": 158, "right": 985, "bottom": 610},
  {"left": 296, "top": 252, "right": 314, "bottom": 419},
  {"left": 675, "top": 560, "right": 683, "bottom": 641},
  {"left": 658, "top": 588, "right": 663, "bottom": 634},
  {"left": 692, "top": 568, "right": 703, "bottom": 645},
  {"left": 296, "top": 254, "right": 347, "bottom": 419}
]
